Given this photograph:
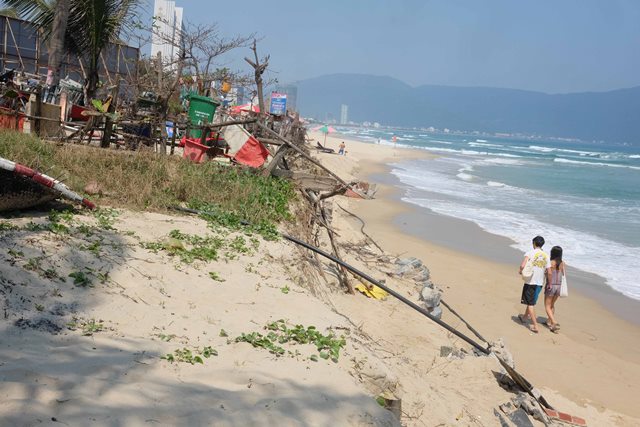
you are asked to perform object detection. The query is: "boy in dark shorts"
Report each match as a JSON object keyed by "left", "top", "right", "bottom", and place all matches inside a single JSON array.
[{"left": 518, "top": 235, "right": 551, "bottom": 333}]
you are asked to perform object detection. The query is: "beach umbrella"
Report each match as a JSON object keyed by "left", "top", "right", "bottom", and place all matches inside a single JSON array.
[{"left": 312, "top": 125, "right": 336, "bottom": 147}]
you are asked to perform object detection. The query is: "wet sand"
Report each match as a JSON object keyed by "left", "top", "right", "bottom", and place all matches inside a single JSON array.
[{"left": 312, "top": 131, "right": 640, "bottom": 420}]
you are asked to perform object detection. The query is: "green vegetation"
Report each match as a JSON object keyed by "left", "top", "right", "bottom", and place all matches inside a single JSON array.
[
  {"left": 0, "top": 132, "right": 296, "bottom": 234},
  {"left": 0, "top": 221, "right": 18, "bottom": 231},
  {"left": 143, "top": 228, "right": 262, "bottom": 265},
  {"left": 93, "top": 208, "right": 119, "bottom": 230},
  {"left": 68, "top": 270, "right": 92, "bottom": 287},
  {"left": 67, "top": 318, "right": 105, "bottom": 336},
  {"left": 161, "top": 346, "right": 218, "bottom": 365},
  {"left": 143, "top": 230, "right": 224, "bottom": 264},
  {"left": 208, "top": 272, "right": 225, "bottom": 282},
  {"left": 236, "top": 320, "right": 347, "bottom": 362}
]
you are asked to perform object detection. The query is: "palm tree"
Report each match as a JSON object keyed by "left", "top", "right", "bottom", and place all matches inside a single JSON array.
[
  {"left": 47, "top": 0, "right": 69, "bottom": 90},
  {"left": 0, "top": 7, "right": 19, "bottom": 18},
  {"left": 2, "top": 0, "right": 140, "bottom": 103}
]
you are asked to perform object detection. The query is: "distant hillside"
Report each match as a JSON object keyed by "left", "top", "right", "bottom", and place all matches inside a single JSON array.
[{"left": 296, "top": 74, "right": 640, "bottom": 143}]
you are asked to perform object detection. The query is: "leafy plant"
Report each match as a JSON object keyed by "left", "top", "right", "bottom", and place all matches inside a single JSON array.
[
  {"left": 161, "top": 346, "right": 218, "bottom": 364},
  {"left": 143, "top": 230, "right": 223, "bottom": 264},
  {"left": 76, "top": 224, "right": 95, "bottom": 237},
  {"left": 93, "top": 208, "right": 119, "bottom": 230},
  {"left": 8, "top": 249, "right": 24, "bottom": 258},
  {"left": 48, "top": 209, "right": 75, "bottom": 223},
  {"left": 69, "top": 270, "right": 92, "bottom": 287},
  {"left": 24, "top": 257, "right": 42, "bottom": 271},
  {"left": 0, "top": 221, "right": 18, "bottom": 231},
  {"left": 280, "top": 285, "right": 290, "bottom": 294},
  {"left": 236, "top": 320, "right": 347, "bottom": 362},
  {"left": 23, "top": 221, "right": 46, "bottom": 232},
  {"left": 67, "top": 318, "right": 104, "bottom": 336},
  {"left": 155, "top": 333, "right": 176, "bottom": 342},
  {"left": 48, "top": 222, "right": 70, "bottom": 234},
  {"left": 209, "top": 272, "right": 225, "bottom": 282}
]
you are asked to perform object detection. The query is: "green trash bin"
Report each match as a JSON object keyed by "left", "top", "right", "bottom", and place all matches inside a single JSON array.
[{"left": 187, "top": 94, "right": 219, "bottom": 138}]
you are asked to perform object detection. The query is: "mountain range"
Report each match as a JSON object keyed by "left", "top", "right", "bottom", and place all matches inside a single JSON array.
[{"left": 295, "top": 74, "right": 640, "bottom": 143}]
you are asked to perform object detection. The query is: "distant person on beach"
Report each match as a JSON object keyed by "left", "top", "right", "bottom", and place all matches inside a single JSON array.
[
  {"left": 338, "top": 141, "right": 346, "bottom": 155},
  {"left": 544, "top": 246, "right": 565, "bottom": 333},
  {"left": 518, "top": 235, "right": 550, "bottom": 333}
]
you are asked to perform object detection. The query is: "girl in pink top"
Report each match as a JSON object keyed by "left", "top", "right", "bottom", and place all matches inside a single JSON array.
[{"left": 545, "top": 246, "right": 565, "bottom": 333}]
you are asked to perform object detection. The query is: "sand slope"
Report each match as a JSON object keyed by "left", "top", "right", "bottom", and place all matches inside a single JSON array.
[
  {"left": 1, "top": 131, "right": 637, "bottom": 426},
  {"left": 0, "top": 210, "right": 398, "bottom": 426}
]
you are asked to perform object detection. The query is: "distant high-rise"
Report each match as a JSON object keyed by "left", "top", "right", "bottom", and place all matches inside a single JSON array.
[
  {"left": 275, "top": 84, "right": 298, "bottom": 112},
  {"left": 340, "top": 104, "right": 349, "bottom": 125},
  {"left": 151, "top": 0, "right": 184, "bottom": 68}
]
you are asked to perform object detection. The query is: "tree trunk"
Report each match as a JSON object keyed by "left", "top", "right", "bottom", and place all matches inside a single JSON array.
[
  {"left": 84, "top": 55, "right": 100, "bottom": 105},
  {"left": 256, "top": 71, "right": 265, "bottom": 114},
  {"left": 46, "top": 0, "right": 70, "bottom": 100}
]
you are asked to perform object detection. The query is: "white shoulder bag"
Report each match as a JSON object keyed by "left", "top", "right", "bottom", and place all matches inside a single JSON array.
[{"left": 560, "top": 269, "right": 568, "bottom": 298}]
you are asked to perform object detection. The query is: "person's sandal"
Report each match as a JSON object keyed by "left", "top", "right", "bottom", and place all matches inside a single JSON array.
[
  {"left": 529, "top": 325, "right": 539, "bottom": 334},
  {"left": 550, "top": 325, "right": 560, "bottom": 333}
]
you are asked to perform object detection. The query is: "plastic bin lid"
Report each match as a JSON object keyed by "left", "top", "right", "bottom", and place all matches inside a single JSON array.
[{"left": 188, "top": 94, "right": 220, "bottom": 105}]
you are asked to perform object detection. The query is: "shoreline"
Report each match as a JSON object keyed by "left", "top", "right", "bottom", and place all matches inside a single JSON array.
[
  {"left": 312, "top": 131, "right": 640, "bottom": 420},
  {"left": 372, "top": 167, "right": 640, "bottom": 327}
]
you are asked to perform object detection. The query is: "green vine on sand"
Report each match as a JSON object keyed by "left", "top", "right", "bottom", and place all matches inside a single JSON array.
[
  {"left": 236, "top": 320, "right": 346, "bottom": 362},
  {"left": 161, "top": 346, "right": 218, "bottom": 364}
]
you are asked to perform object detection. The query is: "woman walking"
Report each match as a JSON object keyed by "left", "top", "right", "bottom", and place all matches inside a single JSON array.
[{"left": 545, "top": 246, "right": 565, "bottom": 333}]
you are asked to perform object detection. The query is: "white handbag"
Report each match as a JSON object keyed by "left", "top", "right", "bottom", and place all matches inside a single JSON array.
[
  {"left": 560, "top": 271, "right": 569, "bottom": 298},
  {"left": 521, "top": 258, "right": 534, "bottom": 283}
]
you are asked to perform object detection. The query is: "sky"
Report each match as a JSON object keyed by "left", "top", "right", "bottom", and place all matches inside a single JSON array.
[{"left": 136, "top": 0, "right": 640, "bottom": 94}]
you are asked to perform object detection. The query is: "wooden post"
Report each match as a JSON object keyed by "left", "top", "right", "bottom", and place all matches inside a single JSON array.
[
  {"left": 200, "top": 125, "right": 209, "bottom": 147},
  {"left": 264, "top": 145, "right": 289, "bottom": 176},
  {"left": 320, "top": 202, "right": 353, "bottom": 294},
  {"left": 33, "top": 88, "right": 42, "bottom": 136},
  {"left": 100, "top": 81, "right": 120, "bottom": 148},
  {"left": 169, "top": 121, "right": 178, "bottom": 155}
]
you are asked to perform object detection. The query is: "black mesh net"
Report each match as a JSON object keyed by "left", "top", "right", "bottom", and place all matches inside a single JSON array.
[{"left": 0, "top": 168, "right": 57, "bottom": 212}]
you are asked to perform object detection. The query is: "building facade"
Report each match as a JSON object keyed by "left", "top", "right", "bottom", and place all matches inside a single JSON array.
[
  {"left": 340, "top": 104, "right": 349, "bottom": 125},
  {"left": 151, "top": 0, "right": 184, "bottom": 67}
]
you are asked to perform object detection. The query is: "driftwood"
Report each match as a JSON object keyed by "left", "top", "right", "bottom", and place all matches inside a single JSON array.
[
  {"left": 275, "top": 170, "right": 339, "bottom": 192},
  {"left": 319, "top": 200, "right": 353, "bottom": 294},
  {"left": 336, "top": 203, "right": 384, "bottom": 253},
  {"left": 256, "top": 122, "right": 368, "bottom": 198}
]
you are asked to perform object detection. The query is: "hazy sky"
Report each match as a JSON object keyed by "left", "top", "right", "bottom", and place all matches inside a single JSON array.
[{"left": 138, "top": 0, "right": 640, "bottom": 94}]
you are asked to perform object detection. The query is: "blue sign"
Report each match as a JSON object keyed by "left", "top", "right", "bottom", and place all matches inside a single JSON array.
[{"left": 270, "top": 92, "right": 287, "bottom": 115}]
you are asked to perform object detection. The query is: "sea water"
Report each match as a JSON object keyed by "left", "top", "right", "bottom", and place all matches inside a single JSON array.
[{"left": 336, "top": 127, "right": 640, "bottom": 301}]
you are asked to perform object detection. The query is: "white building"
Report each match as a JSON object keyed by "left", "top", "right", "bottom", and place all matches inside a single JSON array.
[
  {"left": 340, "top": 104, "right": 349, "bottom": 125},
  {"left": 151, "top": 0, "right": 184, "bottom": 67}
]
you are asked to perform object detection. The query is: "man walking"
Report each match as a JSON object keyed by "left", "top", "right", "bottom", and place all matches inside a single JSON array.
[{"left": 518, "top": 235, "right": 551, "bottom": 333}]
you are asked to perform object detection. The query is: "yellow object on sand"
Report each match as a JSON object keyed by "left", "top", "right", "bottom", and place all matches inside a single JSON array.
[{"left": 355, "top": 283, "right": 389, "bottom": 300}]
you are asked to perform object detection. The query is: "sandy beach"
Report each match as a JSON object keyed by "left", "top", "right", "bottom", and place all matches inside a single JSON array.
[
  {"left": 310, "top": 130, "right": 640, "bottom": 424},
  {"left": 1, "top": 131, "right": 639, "bottom": 426}
]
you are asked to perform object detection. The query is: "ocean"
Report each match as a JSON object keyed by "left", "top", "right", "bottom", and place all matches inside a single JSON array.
[{"left": 335, "top": 127, "right": 640, "bottom": 301}]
